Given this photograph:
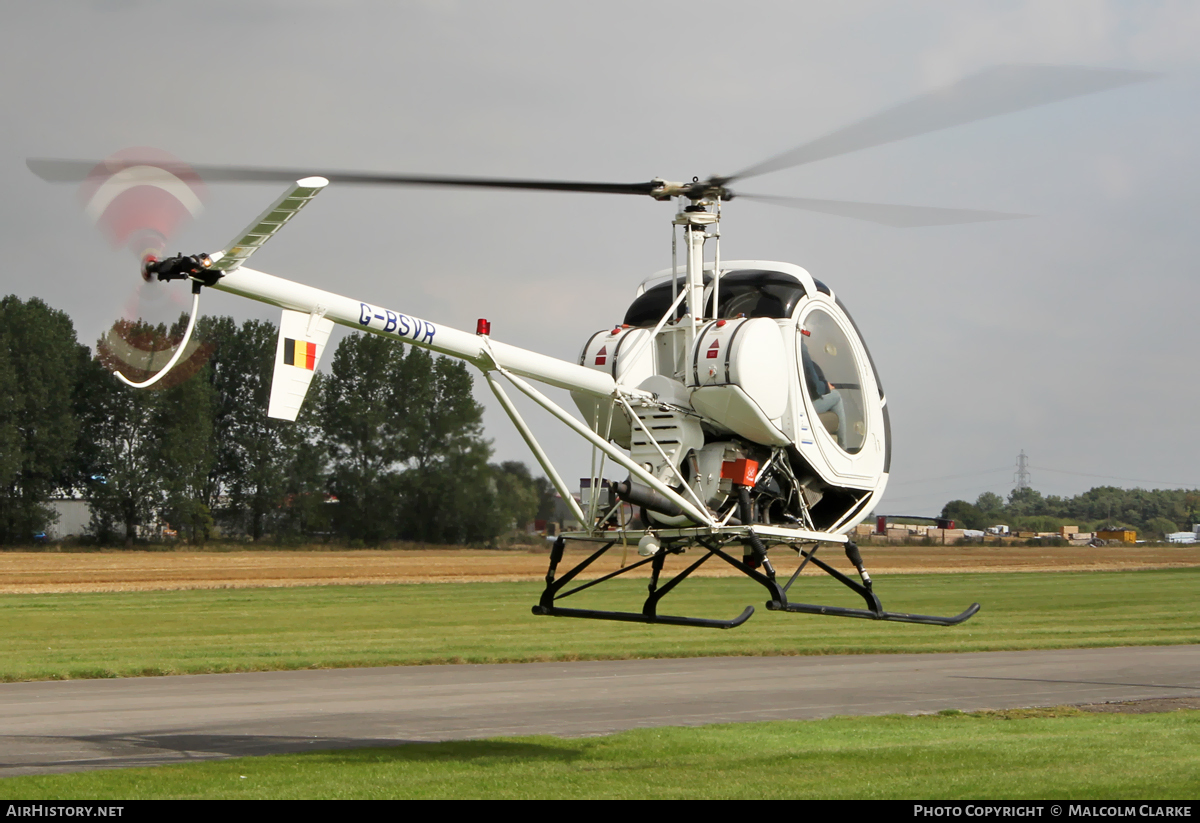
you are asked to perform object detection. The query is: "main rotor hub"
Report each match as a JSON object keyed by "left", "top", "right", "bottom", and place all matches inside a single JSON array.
[{"left": 649, "top": 177, "right": 733, "bottom": 202}]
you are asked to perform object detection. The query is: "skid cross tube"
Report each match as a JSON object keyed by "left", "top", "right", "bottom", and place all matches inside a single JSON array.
[
  {"left": 704, "top": 540, "right": 787, "bottom": 604},
  {"left": 532, "top": 536, "right": 757, "bottom": 629},
  {"left": 781, "top": 543, "right": 818, "bottom": 596},
  {"left": 553, "top": 554, "right": 658, "bottom": 600}
]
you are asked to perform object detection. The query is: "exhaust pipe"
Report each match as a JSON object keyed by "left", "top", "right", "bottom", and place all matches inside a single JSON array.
[{"left": 612, "top": 479, "right": 683, "bottom": 518}]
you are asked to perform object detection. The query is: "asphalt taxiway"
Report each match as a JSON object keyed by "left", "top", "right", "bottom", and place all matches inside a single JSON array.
[{"left": 2, "top": 645, "right": 1197, "bottom": 776}]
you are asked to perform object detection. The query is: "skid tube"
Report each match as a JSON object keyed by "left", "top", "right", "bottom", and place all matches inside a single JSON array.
[
  {"left": 770, "top": 542, "right": 981, "bottom": 626},
  {"left": 532, "top": 532, "right": 980, "bottom": 629}
]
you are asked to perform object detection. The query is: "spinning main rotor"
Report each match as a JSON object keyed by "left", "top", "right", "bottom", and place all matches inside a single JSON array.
[{"left": 30, "top": 65, "right": 1153, "bottom": 228}]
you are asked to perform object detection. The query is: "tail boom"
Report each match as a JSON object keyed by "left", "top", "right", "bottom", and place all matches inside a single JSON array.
[{"left": 212, "top": 265, "right": 619, "bottom": 399}]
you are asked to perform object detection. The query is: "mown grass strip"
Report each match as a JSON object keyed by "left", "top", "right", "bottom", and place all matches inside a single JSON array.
[
  {"left": 1, "top": 568, "right": 1197, "bottom": 682},
  {"left": 2, "top": 709, "right": 1197, "bottom": 799}
]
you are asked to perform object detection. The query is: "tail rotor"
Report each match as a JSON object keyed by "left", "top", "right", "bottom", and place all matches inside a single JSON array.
[{"left": 76, "top": 147, "right": 210, "bottom": 388}]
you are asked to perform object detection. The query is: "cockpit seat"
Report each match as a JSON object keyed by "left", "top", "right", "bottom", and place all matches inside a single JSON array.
[{"left": 818, "top": 412, "right": 839, "bottom": 437}]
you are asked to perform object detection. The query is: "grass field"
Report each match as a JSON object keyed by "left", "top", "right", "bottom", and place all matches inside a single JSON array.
[
  {"left": 3, "top": 708, "right": 1197, "bottom": 799},
  {"left": 2, "top": 561, "right": 1197, "bottom": 800},
  {"left": 2, "top": 568, "right": 1198, "bottom": 682},
  {"left": 4, "top": 543, "right": 1199, "bottom": 593}
]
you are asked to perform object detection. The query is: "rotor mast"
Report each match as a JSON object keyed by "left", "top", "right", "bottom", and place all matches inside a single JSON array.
[{"left": 674, "top": 193, "right": 721, "bottom": 357}]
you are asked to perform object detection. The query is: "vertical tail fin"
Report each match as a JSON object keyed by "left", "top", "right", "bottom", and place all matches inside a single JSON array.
[{"left": 268, "top": 308, "right": 334, "bottom": 421}]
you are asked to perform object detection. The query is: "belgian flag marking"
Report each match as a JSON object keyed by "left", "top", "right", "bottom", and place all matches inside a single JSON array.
[{"left": 283, "top": 338, "right": 317, "bottom": 370}]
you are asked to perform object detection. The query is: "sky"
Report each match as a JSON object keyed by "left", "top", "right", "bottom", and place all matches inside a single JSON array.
[{"left": 4, "top": 1, "right": 1198, "bottom": 517}]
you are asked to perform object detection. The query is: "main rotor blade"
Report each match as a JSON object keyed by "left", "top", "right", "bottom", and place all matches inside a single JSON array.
[
  {"left": 27, "top": 158, "right": 660, "bottom": 197},
  {"left": 729, "top": 65, "right": 1157, "bottom": 183},
  {"left": 738, "top": 193, "right": 1029, "bottom": 228}
]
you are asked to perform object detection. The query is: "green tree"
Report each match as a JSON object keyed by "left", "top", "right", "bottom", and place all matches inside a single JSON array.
[
  {"left": 155, "top": 360, "right": 216, "bottom": 543},
  {"left": 392, "top": 348, "right": 495, "bottom": 544},
  {"left": 0, "top": 297, "right": 83, "bottom": 542},
  {"left": 319, "top": 332, "right": 408, "bottom": 543},
  {"left": 940, "top": 499, "right": 983, "bottom": 531},
  {"left": 78, "top": 355, "right": 163, "bottom": 546},
  {"left": 0, "top": 337, "right": 21, "bottom": 519},
  {"left": 1006, "top": 486, "right": 1045, "bottom": 518},
  {"left": 1145, "top": 516, "right": 1180, "bottom": 541},
  {"left": 1185, "top": 492, "right": 1200, "bottom": 531},
  {"left": 533, "top": 476, "right": 558, "bottom": 521},
  {"left": 317, "top": 333, "right": 500, "bottom": 544},
  {"left": 276, "top": 372, "right": 331, "bottom": 540},
  {"left": 202, "top": 317, "right": 299, "bottom": 540},
  {"left": 492, "top": 461, "right": 539, "bottom": 534},
  {"left": 940, "top": 485, "right": 1200, "bottom": 538},
  {"left": 975, "top": 491, "right": 1004, "bottom": 512},
  {"left": 83, "top": 316, "right": 215, "bottom": 545}
]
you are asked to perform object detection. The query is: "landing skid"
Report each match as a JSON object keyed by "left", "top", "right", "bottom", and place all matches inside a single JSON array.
[
  {"left": 532, "top": 529, "right": 980, "bottom": 630},
  {"left": 772, "top": 600, "right": 980, "bottom": 625}
]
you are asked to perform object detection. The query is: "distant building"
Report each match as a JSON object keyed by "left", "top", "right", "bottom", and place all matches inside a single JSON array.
[
  {"left": 552, "top": 493, "right": 584, "bottom": 532},
  {"left": 1097, "top": 528, "right": 1137, "bottom": 544},
  {"left": 46, "top": 498, "right": 91, "bottom": 539}
]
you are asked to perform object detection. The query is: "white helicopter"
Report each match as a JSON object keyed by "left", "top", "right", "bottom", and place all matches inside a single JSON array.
[{"left": 29, "top": 65, "right": 1150, "bottom": 629}]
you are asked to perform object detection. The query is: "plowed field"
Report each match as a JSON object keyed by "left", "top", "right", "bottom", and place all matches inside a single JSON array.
[{"left": 3, "top": 543, "right": 1199, "bottom": 594}]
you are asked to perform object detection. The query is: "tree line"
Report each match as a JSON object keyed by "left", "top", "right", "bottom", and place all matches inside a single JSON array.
[
  {"left": 0, "top": 295, "right": 554, "bottom": 546},
  {"left": 941, "top": 486, "right": 1200, "bottom": 539}
]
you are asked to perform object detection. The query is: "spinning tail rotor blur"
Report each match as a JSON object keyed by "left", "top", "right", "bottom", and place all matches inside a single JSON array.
[{"left": 76, "top": 148, "right": 210, "bottom": 388}]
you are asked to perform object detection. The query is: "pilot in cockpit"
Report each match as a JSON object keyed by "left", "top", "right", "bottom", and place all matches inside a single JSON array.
[{"left": 800, "top": 329, "right": 847, "bottom": 450}]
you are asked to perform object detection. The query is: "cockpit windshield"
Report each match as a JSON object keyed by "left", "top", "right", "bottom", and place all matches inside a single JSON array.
[{"left": 798, "top": 307, "right": 867, "bottom": 454}]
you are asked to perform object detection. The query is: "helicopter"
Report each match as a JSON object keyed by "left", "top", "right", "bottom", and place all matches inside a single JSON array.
[{"left": 28, "top": 64, "right": 1152, "bottom": 630}]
